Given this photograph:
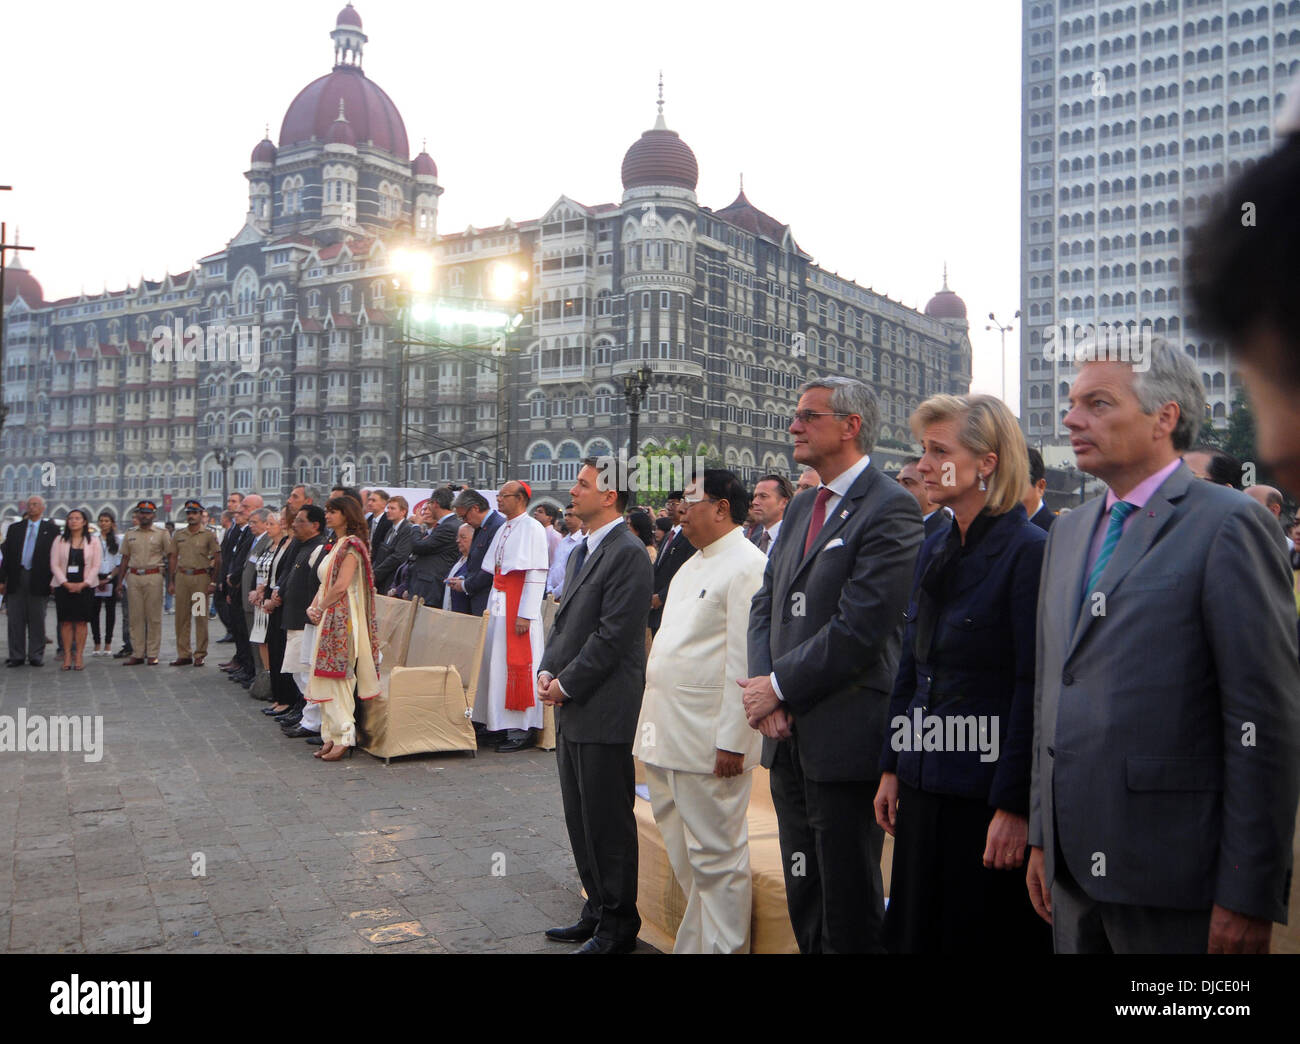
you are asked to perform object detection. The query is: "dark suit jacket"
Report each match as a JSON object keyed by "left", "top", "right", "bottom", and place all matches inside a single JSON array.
[
  {"left": 1031, "top": 463, "right": 1300, "bottom": 921},
  {"left": 409, "top": 514, "right": 461, "bottom": 589},
  {"left": 880, "top": 505, "right": 1046, "bottom": 814},
  {"left": 540, "top": 523, "right": 653, "bottom": 745},
  {"left": 372, "top": 518, "right": 414, "bottom": 591},
  {"left": 218, "top": 525, "right": 241, "bottom": 596},
  {"left": 463, "top": 511, "right": 504, "bottom": 616},
  {"left": 649, "top": 526, "right": 695, "bottom": 632},
  {"left": 1029, "top": 503, "right": 1055, "bottom": 531},
  {"left": 445, "top": 559, "right": 472, "bottom": 613},
  {"left": 368, "top": 513, "right": 393, "bottom": 549},
  {"left": 1, "top": 517, "right": 59, "bottom": 594},
  {"left": 281, "top": 535, "right": 326, "bottom": 630},
  {"left": 923, "top": 509, "right": 950, "bottom": 542},
  {"left": 226, "top": 525, "right": 254, "bottom": 595},
  {"left": 748, "top": 463, "right": 922, "bottom": 781}
]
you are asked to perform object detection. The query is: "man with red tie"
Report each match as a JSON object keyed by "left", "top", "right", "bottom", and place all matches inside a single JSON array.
[{"left": 742, "top": 377, "right": 922, "bottom": 953}]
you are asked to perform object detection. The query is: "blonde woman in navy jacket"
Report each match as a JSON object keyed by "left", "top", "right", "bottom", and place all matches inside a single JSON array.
[{"left": 874, "top": 395, "right": 1049, "bottom": 953}]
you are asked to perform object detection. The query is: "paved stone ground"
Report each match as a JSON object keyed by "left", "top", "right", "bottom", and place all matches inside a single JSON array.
[{"left": 0, "top": 606, "right": 650, "bottom": 953}]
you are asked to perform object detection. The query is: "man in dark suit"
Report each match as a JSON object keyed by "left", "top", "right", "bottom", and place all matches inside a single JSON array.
[
  {"left": 371, "top": 496, "right": 415, "bottom": 594},
  {"left": 215, "top": 491, "right": 245, "bottom": 642},
  {"left": 442, "top": 524, "right": 475, "bottom": 614},
  {"left": 365, "top": 489, "right": 393, "bottom": 548},
  {"left": 451, "top": 489, "right": 503, "bottom": 617},
  {"left": 1023, "top": 446, "right": 1056, "bottom": 531},
  {"left": 649, "top": 492, "right": 694, "bottom": 634},
  {"left": 538, "top": 458, "right": 653, "bottom": 953},
  {"left": 743, "top": 377, "right": 922, "bottom": 953},
  {"left": 2, "top": 494, "right": 60, "bottom": 666},
  {"left": 1028, "top": 340, "right": 1300, "bottom": 953},
  {"left": 221, "top": 495, "right": 260, "bottom": 685},
  {"left": 408, "top": 487, "right": 461, "bottom": 605}
]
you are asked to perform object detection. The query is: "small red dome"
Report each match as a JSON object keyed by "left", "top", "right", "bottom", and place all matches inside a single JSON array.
[
  {"left": 412, "top": 150, "right": 437, "bottom": 177},
  {"left": 3, "top": 261, "right": 42, "bottom": 307},
  {"left": 336, "top": 3, "right": 362, "bottom": 28},
  {"left": 251, "top": 137, "right": 277, "bottom": 165},
  {"left": 621, "top": 127, "right": 698, "bottom": 191},
  {"left": 327, "top": 114, "right": 357, "bottom": 146},
  {"left": 279, "top": 66, "right": 408, "bottom": 158},
  {"left": 924, "top": 289, "right": 967, "bottom": 320}
]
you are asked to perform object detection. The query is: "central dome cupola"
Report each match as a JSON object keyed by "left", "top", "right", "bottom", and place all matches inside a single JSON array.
[{"left": 621, "top": 75, "right": 699, "bottom": 199}]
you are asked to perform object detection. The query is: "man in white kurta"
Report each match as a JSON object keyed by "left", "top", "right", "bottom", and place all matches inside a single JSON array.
[
  {"left": 635, "top": 470, "right": 767, "bottom": 953},
  {"left": 474, "top": 480, "right": 549, "bottom": 751}
]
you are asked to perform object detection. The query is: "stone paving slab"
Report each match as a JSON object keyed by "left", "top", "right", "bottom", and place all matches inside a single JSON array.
[{"left": 1, "top": 606, "right": 655, "bottom": 953}]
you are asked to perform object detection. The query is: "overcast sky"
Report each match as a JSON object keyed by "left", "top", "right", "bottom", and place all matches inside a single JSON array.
[{"left": 6, "top": 0, "right": 1023, "bottom": 401}]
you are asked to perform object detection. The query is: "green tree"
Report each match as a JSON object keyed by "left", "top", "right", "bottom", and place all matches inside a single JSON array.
[{"left": 635, "top": 437, "right": 696, "bottom": 510}]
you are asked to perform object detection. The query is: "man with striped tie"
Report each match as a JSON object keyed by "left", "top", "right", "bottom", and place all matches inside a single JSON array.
[{"left": 1028, "top": 337, "right": 1300, "bottom": 954}]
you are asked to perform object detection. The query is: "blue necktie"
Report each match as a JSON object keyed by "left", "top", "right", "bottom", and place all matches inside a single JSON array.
[
  {"left": 569, "top": 538, "right": 589, "bottom": 581},
  {"left": 1085, "top": 501, "right": 1136, "bottom": 599},
  {"left": 21, "top": 520, "right": 38, "bottom": 570}
]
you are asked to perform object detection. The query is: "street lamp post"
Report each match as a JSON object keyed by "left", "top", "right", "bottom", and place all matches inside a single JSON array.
[
  {"left": 622, "top": 365, "right": 654, "bottom": 510},
  {"left": 214, "top": 448, "right": 232, "bottom": 508},
  {"left": 986, "top": 310, "right": 1020, "bottom": 406}
]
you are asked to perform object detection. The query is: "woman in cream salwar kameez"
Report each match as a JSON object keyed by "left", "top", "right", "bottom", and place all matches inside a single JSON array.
[{"left": 305, "top": 497, "right": 381, "bottom": 761}]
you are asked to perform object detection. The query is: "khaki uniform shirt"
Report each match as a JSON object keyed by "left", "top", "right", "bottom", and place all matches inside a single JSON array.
[
  {"left": 122, "top": 527, "right": 173, "bottom": 572},
  {"left": 173, "top": 527, "right": 218, "bottom": 572}
]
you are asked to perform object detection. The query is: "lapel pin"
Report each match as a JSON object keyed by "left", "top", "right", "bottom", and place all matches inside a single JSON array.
[{"left": 839, "top": 509, "right": 850, "bottom": 519}]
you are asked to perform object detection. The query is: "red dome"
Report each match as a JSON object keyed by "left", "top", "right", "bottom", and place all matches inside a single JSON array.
[
  {"left": 621, "top": 127, "right": 698, "bottom": 191},
  {"left": 924, "top": 289, "right": 967, "bottom": 320},
  {"left": 278, "top": 66, "right": 408, "bottom": 159},
  {"left": 250, "top": 137, "right": 277, "bottom": 165},
  {"left": 3, "top": 261, "right": 42, "bottom": 307},
  {"left": 336, "top": 3, "right": 362, "bottom": 28},
  {"left": 412, "top": 150, "right": 437, "bottom": 177}
]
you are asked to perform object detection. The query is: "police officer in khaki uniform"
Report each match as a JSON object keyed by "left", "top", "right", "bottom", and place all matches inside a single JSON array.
[
  {"left": 169, "top": 499, "right": 221, "bottom": 667},
  {"left": 120, "top": 500, "right": 173, "bottom": 665}
]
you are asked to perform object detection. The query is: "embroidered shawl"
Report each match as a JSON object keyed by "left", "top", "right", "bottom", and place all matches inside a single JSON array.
[{"left": 313, "top": 535, "right": 380, "bottom": 680}]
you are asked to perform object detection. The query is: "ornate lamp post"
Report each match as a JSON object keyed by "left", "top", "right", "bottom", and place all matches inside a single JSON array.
[{"left": 622, "top": 364, "right": 655, "bottom": 510}]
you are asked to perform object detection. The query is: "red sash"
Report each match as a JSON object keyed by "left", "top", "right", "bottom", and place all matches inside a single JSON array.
[{"left": 493, "top": 570, "right": 535, "bottom": 712}]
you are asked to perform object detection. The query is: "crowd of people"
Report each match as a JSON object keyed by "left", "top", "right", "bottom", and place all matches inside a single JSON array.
[{"left": 6, "top": 139, "right": 1300, "bottom": 954}]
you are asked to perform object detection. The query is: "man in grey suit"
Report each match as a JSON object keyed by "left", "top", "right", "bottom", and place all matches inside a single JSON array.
[
  {"left": 1027, "top": 338, "right": 1300, "bottom": 953},
  {"left": 538, "top": 458, "right": 654, "bottom": 954},
  {"left": 407, "top": 487, "right": 461, "bottom": 605},
  {"left": 743, "top": 377, "right": 922, "bottom": 953}
]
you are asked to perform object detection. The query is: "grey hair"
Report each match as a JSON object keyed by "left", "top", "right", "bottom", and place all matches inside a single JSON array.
[
  {"left": 799, "top": 377, "right": 881, "bottom": 454},
  {"left": 1130, "top": 336, "right": 1204, "bottom": 452},
  {"left": 292, "top": 483, "right": 315, "bottom": 502},
  {"left": 251, "top": 508, "right": 272, "bottom": 523},
  {"left": 453, "top": 488, "right": 489, "bottom": 513}
]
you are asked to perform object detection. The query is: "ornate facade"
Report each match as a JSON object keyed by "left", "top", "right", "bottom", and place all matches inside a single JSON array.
[{"left": 2, "top": 4, "right": 971, "bottom": 520}]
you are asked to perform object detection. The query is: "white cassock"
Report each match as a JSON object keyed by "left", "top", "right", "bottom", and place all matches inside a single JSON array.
[{"left": 472, "top": 513, "right": 548, "bottom": 732}]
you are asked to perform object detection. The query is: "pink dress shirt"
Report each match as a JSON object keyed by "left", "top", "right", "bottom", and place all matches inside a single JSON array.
[{"left": 1084, "top": 457, "right": 1184, "bottom": 580}]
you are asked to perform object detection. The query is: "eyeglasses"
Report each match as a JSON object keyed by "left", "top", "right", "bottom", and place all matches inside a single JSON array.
[
  {"left": 792, "top": 409, "right": 851, "bottom": 425},
  {"left": 682, "top": 496, "right": 720, "bottom": 510}
]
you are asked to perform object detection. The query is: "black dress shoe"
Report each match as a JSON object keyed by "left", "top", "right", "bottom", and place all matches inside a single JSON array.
[
  {"left": 278, "top": 717, "right": 304, "bottom": 730},
  {"left": 545, "top": 920, "right": 598, "bottom": 943},
  {"left": 496, "top": 735, "right": 536, "bottom": 753},
  {"left": 282, "top": 726, "right": 319, "bottom": 739},
  {"left": 27, "top": 659, "right": 43, "bottom": 667},
  {"left": 216, "top": 635, "right": 235, "bottom": 643},
  {"left": 5, "top": 659, "right": 24, "bottom": 667},
  {"left": 572, "top": 936, "right": 636, "bottom": 955},
  {"left": 305, "top": 736, "right": 325, "bottom": 746}
]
